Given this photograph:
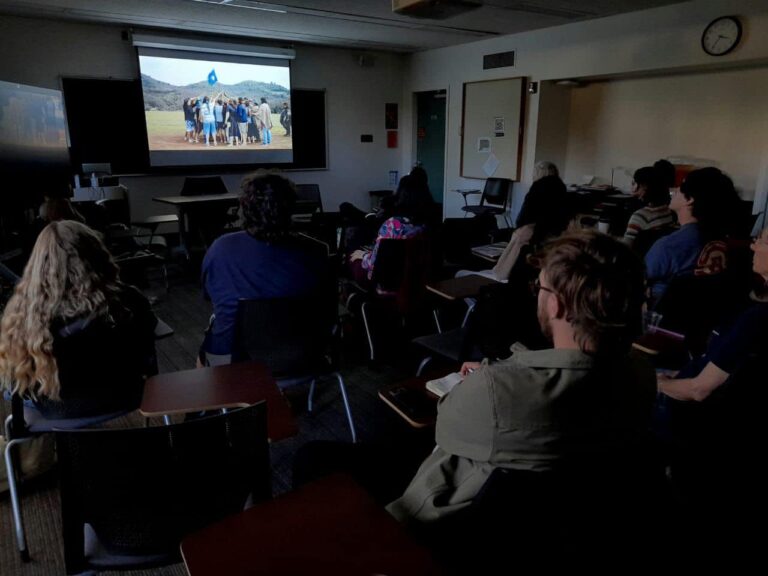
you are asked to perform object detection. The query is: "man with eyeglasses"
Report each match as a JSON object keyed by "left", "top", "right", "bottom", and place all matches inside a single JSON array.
[{"left": 388, "top": 230, "right": 656, "bottom": 525}]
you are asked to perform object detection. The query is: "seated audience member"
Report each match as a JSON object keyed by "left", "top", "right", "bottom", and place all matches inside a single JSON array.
[
  {"left": 23, "top": 194, "right": 86, "bottom": 259},
  {"left": 462, "top": 175, "right": 570, "bottom": 282},
  {"left": 348, "top": 174, "right": 433, "bottom": 285},
  {"left": 200, "top": 173, "right": 327, "bottom": 366},
  {"left": 655, "top": 228, "right": 768, "bottom": 526},
  {"left": 533, "top": 160, "right": 559, "bottom": 181},
  {"left": 657, "top": 227, "right": 768, "bottom": 404},
  {"left": 623, "top": 166, "right": 676, "bottom": 247},
  {"left": 387, "top": 231, "right": 656, "bottom": 524},
  {"left": 0, "top": 221, "right": 157, "bottom": 418},
  {"left": 645, "top": 167, "right": 738, "bottom": 301},
  {"left": 654, "top": 158, "right": 677, "bottom": 191}
]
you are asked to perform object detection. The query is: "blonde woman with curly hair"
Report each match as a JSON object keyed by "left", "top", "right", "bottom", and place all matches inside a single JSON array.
[{"left": 0, "top": 220, "right": 157, "bottom": 418}]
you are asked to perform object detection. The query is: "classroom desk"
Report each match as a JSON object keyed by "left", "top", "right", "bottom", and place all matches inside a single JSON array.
[
  {"left": 140, "top": 361, "right": 297, "bottom": 441},
  {"left": 379, "top": 377, "right": 439, "bottom": 429},
  {"left": 426, "top": 275, "right": 499, "bottom": 301},
  {"left": 453, "top": 188, "right": 481, "bottom": 208},
  {"left": 471, "top": 241, "right": 507, "bottom": 263},
  {"left": 632, "top": 327, "right": 688, "bottom": 368},
  {"left": 153, "top": 193, "right": 240, "bottom": 257},
  {"left": 181, "top": 474, "right": 443, "bottom": 576}
]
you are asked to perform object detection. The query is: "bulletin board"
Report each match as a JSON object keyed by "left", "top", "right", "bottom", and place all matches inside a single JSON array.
[{"left": 461, "top": 77, "right": 525, "bottom": 180}]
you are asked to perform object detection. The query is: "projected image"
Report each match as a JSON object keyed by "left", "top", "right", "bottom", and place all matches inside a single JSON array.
[{"left": 138, "top": 55, "right": 292, "bottom": 155}]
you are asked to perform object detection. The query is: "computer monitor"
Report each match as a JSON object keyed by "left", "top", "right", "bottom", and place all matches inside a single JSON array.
[{"left": 81, "top": 162, "right": 112, "bottom": 176}]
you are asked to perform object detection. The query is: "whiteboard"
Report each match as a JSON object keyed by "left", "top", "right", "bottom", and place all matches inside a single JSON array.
[{"left": 461, "top": 77, "right": 525, "bottom": 180}]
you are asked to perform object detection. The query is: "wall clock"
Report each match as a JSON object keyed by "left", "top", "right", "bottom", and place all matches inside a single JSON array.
[{"left": 701, "top": 16, "right": 742, "bottom": 56}]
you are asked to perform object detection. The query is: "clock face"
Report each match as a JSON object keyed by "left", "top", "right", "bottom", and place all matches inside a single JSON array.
[{"left": 702, "top": 16, "right": 742, "bottom": 56}]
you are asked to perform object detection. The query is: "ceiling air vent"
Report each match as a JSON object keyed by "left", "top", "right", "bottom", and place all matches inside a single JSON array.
[{"left": 392, "top": 0, "right": 482, "bottom": 20}]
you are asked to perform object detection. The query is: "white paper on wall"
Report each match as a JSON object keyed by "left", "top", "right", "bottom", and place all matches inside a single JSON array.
[{"left": 483, "top": 153, "right": 500, "bottom": 177}]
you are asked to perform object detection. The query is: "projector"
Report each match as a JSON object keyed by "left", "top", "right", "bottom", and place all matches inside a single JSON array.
[{"left": 392, "top": 0, "right": 482, "bottom": 19}]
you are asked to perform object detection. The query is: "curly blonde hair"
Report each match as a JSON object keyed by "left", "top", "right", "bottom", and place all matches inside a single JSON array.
[{"left": 0, "top": 220, "right": 121, "bottom": 399}]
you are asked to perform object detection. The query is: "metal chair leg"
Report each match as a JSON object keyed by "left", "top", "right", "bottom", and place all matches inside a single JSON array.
[
  {"left": 416, "top": 356, "right": 433, "bottom": 377},
  {"left": 432, "top": 309, "right": 442, "bottom": 334},
  {"left": 5, "top": 437, "right": 32, "bottom": 561},
  {"left": 308, "top": 379, "right": 317, "bottom": 413},
  {"left": 334, "top": 372, "right": 357, "bottom": 444},
  {"left": 360, "top": 301, "right": 375, "bottom": 361},
  {"left": 162, "top": 415, "right": 172, "bottom": 426}
]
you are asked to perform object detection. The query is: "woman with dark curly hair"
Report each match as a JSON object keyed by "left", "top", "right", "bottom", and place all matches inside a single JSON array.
[{"left": 200, "top": 172, "right": 327, "bottom": 365}]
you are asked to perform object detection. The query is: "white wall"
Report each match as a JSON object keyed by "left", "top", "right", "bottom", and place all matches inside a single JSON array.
[
  {"left": 402, "top": 0, "right": 768, "bottom": 220},
  {"left": 0, "top": 15, "right": 405, "bottom": 221},
  {"left": 561, "top": 66, "right": 768, "bottom": 199}
]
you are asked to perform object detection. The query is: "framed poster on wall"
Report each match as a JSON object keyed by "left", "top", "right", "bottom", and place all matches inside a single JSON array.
[{"left": 461, "top": 77, "right": 525, "bottom": 180}]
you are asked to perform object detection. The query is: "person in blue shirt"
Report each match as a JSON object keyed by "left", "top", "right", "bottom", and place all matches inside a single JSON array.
[
  {"left": 200, "top": 173, "right": 327, "bottom": 366},
  {"left": 645, "top": 167, "right": 739, "bottom": 301}
]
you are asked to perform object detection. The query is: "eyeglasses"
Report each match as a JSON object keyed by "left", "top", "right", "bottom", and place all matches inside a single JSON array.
[{"left": 530, "top": 278, "right": 556, "bottom": 297}]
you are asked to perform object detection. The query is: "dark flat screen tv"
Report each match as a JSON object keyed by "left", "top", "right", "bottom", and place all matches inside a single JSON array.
[{"left": 0, "top": 79, "right": 71, "bottom": 201}]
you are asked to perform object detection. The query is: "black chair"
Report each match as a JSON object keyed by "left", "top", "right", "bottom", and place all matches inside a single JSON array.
[
  {"left": 349, "top": 237, "right": 433, "bottom": 361},
  {"left": 632, "top": 225, "right": 676, "bottom": 258},
  {"left": 655, "top": 271, "right": 751, "bottom": 357},
  {"left": 425, "top": 447, "right": 670, "bottom": 573},
  {"left": 4, "top": 394, "right": 133, "bottom": 562},
  {"left": 461, "top": 177, "right": 513, "bottom": 227},
  {"left": 55, "top": 402, "right": 271, "bottom": 575},
  {"left": 231, "top": 294, "right": 357, "bottom": 443},
  {"left": 414, "top": 259, "right": 544, "bottom": 376}
]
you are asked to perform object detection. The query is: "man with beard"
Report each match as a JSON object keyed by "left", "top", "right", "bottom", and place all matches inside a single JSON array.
[{"left": 387, "top": 230, "right": 656, "bottom": 524}]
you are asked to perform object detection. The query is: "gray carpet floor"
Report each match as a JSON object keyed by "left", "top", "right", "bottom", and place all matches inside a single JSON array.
[{"left": 0, "top": 278, "right": 436, "bottom": 575}]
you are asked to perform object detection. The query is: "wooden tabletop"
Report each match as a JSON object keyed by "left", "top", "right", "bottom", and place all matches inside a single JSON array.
[
  {"left": 379, "top": 377, "right": 439, "bottom": 429},
  {"left": 153, "top": 192, "right": 240, "bottom": 206},
  {"left": 140, "top": 361, "right": 297, "bottom": 441},
  {"left": 632, "top": 327, "right": 686, "bottom": 356},
  {"left": 181, "top": 474, "right": 443, "bottom": 576},
  {"left": 426, "top": 275, "right": 499, "bottom": 301}
]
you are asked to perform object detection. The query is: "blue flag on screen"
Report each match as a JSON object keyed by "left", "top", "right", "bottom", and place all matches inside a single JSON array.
[{"left": 207, "top": 69, "right": 218, "bottom": 86}]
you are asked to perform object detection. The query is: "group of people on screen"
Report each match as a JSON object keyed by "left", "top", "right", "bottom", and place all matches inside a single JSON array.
[
  {"left": 0, "top": 161, "right": 765, "bottom": 551},
  {"left": 182, "top": 95, "right": 290, "bottom": 147}
]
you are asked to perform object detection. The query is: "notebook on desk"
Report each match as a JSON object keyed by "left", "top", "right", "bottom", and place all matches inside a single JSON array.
[{"left": 425, "top": 372, "right": 462, "bottom": 398}]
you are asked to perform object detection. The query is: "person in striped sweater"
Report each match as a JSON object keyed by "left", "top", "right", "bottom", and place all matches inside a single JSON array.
[{"left": 623, "top": 166, "right": 676, "bottom": 247}]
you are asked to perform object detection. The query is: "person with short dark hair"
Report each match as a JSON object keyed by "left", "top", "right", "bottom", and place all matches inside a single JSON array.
[
  {"left": 387, "top": 231, "right": 655, "bottom": 524},
  {"left": 645, "top": 167, "right": 740, "bottom": 300},
  {"left": 200, "top": 173, "right": 327, "bottom": 365},
  {"left": 622, "top": 166, "right": 675, "bottom": 247},
  {"left": 653, "top": 159, "right": 677, "bottom": 190}
]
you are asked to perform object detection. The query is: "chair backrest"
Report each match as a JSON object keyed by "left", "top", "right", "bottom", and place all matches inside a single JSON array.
[
  {"left": 655, "top": 272, "right": 748, "bottom": 356},
  {"left": 480, "top": 178, "right": 512, "bottom": 208},
  {"left": 180, "top": 176, "right": 228, "bottom": 196},
  {"left": 294, "top": 183, "right": 323, "bottom": 214},
  {"left": 55, "top": 402, "right": 271, "bottom": 573},
  {"left": 633, "top": 225, "right": 676, "bottom": 257},
  {"left": 370, "top": 236, "right": 432, "bottom": 316},
  {"left": 427, "top": 446, "right": 668, "bottom": 572},
  {"left": 232, "top": 290, "right": 337, "bottom": 377}
]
